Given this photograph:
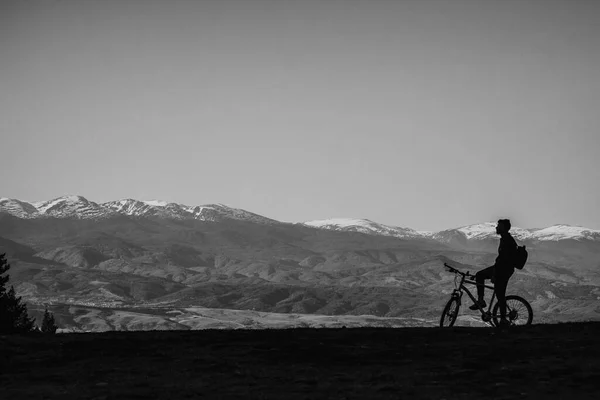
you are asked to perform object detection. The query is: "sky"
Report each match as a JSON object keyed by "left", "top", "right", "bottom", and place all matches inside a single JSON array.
[{"left": 1, "top": 0, "right": 599, "bottom": 231}]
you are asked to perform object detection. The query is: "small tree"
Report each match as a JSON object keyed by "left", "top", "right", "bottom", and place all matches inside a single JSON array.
[
  {"left": 41, "top": 307, "right": 58, "bottom": 334},
  {"left": 0, "top": 253, "right": 36, "bottom": 334}
]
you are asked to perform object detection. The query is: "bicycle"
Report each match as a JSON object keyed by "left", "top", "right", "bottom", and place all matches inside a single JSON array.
[{"left": 440, "top": 262, "right": 533, "bottom": 328}]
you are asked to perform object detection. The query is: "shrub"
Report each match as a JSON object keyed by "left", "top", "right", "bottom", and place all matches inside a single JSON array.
[
  {"left": 41, "top": 307, "right": 58, "bottom": 334},
  {"left": 0, "top": 253, "right": 36, "bottom": 334}
]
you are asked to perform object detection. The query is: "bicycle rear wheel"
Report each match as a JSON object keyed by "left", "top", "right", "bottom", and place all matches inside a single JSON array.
[
  {"left": 440, "top": 297, "right": 460, "bottom": 327},
  {"left": 492, "top": 295, "right": 533, "bottom": 326}
]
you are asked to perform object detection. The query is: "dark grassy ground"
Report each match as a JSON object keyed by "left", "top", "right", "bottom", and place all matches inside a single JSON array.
[{"left": 1, "top": 322, "right": 599, "bottom": 399}]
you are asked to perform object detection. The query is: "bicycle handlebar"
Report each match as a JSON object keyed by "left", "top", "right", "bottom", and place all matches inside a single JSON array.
[{"left": 443, "top": 263, "right": 476, "bottom": 279}]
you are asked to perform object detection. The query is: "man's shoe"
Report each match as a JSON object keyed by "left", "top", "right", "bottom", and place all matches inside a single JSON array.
[{"left": 469, "top": 300, "right": 486, "bottom": 310}]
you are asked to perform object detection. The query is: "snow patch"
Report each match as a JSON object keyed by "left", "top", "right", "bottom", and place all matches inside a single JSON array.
[
  {"left": 142, "top": 200, "right": 170, "bottom": 207},
  {"left": 305, "top": 218, "right": 378, "bottom": 229},
  {"left": 416, "top": 230, "right": 435, "bottom": 236},
  {"left": 304, "top": 218, "right": 420, "bottom": 238}
]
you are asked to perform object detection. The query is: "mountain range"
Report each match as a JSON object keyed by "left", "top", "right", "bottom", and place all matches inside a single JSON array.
[
  {"left": 1, "top": 195, "right": 599, "bottom": 331},
  {"left": 0, "top": 196, "right": 278, "bottom": 225},
  {"left": 2, "top": 195, "right": 599, "bottom": 241}
]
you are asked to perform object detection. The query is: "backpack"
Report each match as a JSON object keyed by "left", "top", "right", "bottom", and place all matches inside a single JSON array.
[{"left": 514, "top": 245, "right": 528, "bottom": 270}]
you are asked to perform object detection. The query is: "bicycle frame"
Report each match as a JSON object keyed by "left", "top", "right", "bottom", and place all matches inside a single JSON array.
[
  {"left": 459, "top": 279, "right": 496, "bottom": 311},
  {"left": 449, "top": 270, "right": 497, "bottom": 323}
]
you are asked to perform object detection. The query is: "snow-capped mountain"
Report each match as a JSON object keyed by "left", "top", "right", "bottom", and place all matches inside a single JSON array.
[
  {"left": 0, "top": 195, "right": 278, "bottom": 225},
  {"left": 456, "top": 222, "right": 533, "bottom": 240},
  {"left": 421, "top": 222, "right": 535, "bottom": 242},
  {"left": 0, "top": 198, "right": 40, "bottom": 218},
  {"left": 103, "top": 199, "right": 279, "bottom": 224},
  {"left": 304, "top": 219, "right": 600, "bottom": 242},
  {"left": 530, "top": 225, "right": 600, "bottom": 241},
  {"left": 182, "top": 203, "right": 279, "bottom": 225},
  {"left": 32, "top": 195, "right": 118, "bottom": 219},
  {"left": 0, "top": 196, "right": 116, "bottom": 219},
  {"left": 103, "top": 199, "right": 193, "bottom": 220},
  {"left": 439, "top": 222, "right": 600, "bottom": 242},
  {"left": 1, "top": 195, "right": 598, "bottom": 242},
  {"left": 303, "top": 218, "right": 424, "bottom": 239}
]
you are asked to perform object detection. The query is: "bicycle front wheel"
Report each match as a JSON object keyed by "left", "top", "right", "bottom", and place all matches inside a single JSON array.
[
  {"left": 440, "top": 297, "right": 460, "bottom": 327},
  {"left": 492, "top": 295, "right": 533, "bottom": 326}
]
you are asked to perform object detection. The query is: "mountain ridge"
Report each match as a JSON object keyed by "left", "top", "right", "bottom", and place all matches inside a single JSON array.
[
  {"left": 2, "top": 195, "right": 599, "bottom": 242},
  {"left": 1, "top": 195, "right": 279, "bottom": 225}
]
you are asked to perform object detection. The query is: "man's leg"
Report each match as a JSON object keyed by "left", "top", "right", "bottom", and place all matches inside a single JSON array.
[
  {"left": 469, "top": 266, "right": 494, "bottom": 309},
  {"left": 494, "top": 269, "right": 515, "bottom": 320},
  {"left": 495, "top": 276, "right": 508, "bottom": 319},
  {"left": 495, "top": 269, "right": 514, "bottom": 320},
  {"left": 475, "top": 266, "right": 495, "bottom": 300}
]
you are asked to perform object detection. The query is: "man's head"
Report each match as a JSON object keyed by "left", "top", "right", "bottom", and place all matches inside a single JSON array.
[{"left": 496, "top": 219, "right": 511, "bottom": 235}]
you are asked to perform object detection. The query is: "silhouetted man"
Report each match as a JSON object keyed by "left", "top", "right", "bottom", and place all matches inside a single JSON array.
[{"left": 469, "top": 219, "right": 517, "bottom": 326}]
